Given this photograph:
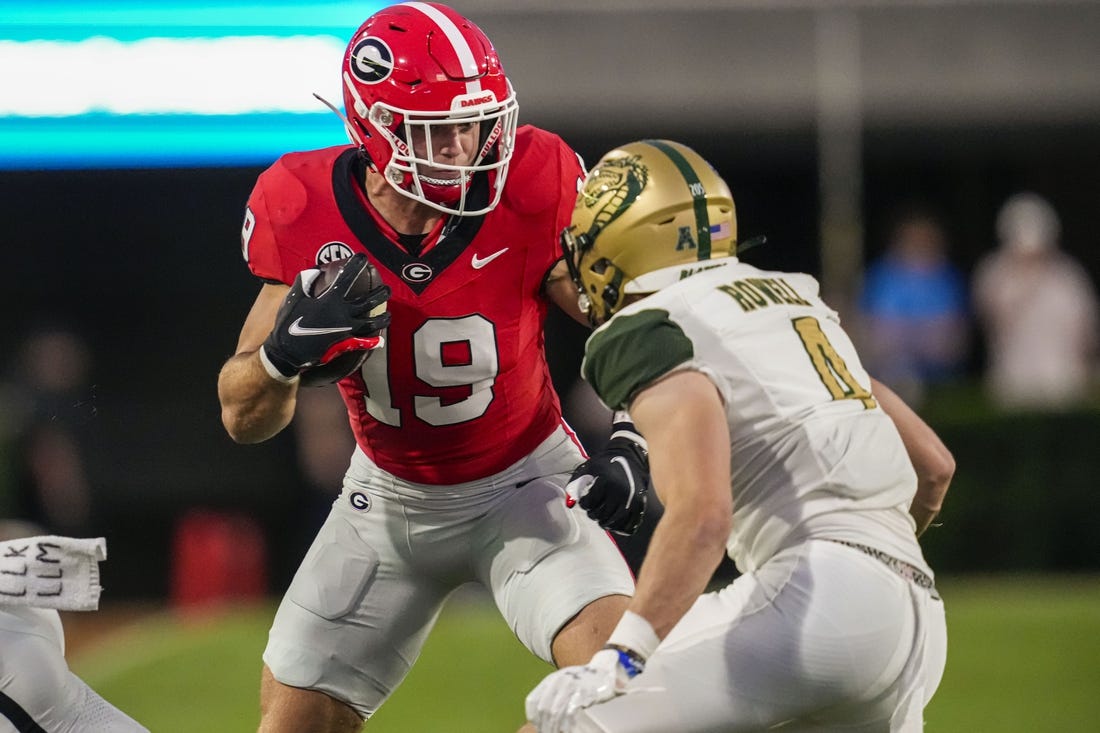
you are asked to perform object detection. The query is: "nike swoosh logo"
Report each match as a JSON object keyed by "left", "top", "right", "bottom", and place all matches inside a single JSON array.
[
  {"left": 611, "top": 456, "right": 637, "bottom": 508},
  {"left": 471, "top": 247, "right": 509, "bottom": 269},
  {"left": 287, "top": 317, "right": 353, "bottom": 337}
]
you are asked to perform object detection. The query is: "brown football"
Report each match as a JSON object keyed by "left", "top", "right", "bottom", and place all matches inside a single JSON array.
[{"left": 299, "top": 257, "right": 387, "bottom": 387}]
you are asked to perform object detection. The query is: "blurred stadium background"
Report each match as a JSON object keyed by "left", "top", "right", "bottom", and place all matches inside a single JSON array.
[{"left": 2, "top": 0, "right": 1099, "bottom": 729}]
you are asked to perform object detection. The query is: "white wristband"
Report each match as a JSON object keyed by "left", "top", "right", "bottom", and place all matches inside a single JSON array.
[
  {"left": 610, "top": 410, "right": 647, "bottom": 451},
  {"left": 259, "top": 346, "right": 300, "bottom": 385},
  {"left": 606, "top": 610, "right": 660, "bottom": 661}
]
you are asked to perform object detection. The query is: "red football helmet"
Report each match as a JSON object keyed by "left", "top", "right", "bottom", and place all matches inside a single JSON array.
[{"left": 341, "top": 2, "right": 519, "bottom": 216}]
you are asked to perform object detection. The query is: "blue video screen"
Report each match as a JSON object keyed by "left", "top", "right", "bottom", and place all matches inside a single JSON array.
[{"left": 0, "top": 1, "right": 386, "bottom": 169}]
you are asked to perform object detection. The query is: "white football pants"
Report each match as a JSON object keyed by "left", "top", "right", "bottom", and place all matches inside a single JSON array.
[
  {"left": 575, "top": 539, "right": 947, "bottom": 732},
  {"left": 0, "top": 607, "right": 149, "bottom": 733}
]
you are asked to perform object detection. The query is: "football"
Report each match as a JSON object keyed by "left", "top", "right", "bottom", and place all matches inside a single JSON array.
[{"left": 299, "top": 256, "right": 387, "bottom": 387}]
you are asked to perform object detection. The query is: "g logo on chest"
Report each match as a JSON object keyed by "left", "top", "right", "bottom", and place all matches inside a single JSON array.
[{"left": 401, "top": 262, "right": 434, "bottom": 283}]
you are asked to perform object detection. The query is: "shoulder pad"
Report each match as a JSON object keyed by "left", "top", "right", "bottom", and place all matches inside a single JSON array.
[
  {"left": 256, "top": 146, "right": 350, "bottom": 228},
  {"left": 500, "top": 126, "right": 583, "bottom": 216}
]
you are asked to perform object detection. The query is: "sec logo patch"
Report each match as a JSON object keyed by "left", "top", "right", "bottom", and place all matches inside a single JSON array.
[{"left": 317, "top": 241, "right": 354, "bottom": 265}]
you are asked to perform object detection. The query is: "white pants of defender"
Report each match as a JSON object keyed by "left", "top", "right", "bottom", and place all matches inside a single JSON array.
[
  {"left": 264, "top": 425, "right": 635, "bottom": 718},
  {"left": 0, "top": 607, "right": 149, "bottom": 733},
  {"left": 575, "top": 539, "right": 947, "bottom": 733}
]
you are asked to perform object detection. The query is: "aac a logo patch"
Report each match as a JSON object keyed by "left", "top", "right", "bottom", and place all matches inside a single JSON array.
[{"left": 350, "top": 37, "right": 394, "bottom": 84}]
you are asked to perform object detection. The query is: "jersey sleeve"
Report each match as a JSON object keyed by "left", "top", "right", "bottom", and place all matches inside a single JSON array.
[
  {"left": 536, "top": 135, "right": 585, "bottom": 286},
  {"left": 536, "top": 136, "right": 586, "bottom": 292},
  {"left": 238, "top": 155, "right": 315, "bottom": 285},
  {"left": 239, "top": 174, "right": 285, "bottom": 282},
  {"left": 547, "top": 139, "right": 585, "bottom": 273},
  {"left": 582, "top": 308, "right": 695, "bottom": 409},
  {"left": 554, "top": 139, "right": 585, "bottom": 240},
  {"left": 507, "top": 127, "right": 586, "bottom": 287}
]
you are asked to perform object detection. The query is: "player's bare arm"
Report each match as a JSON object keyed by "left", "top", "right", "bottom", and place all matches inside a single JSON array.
[
  {"left": 218, "top": 283, "right": 298, "bottom": 444},
  {"left": 871, "top": 376, "right": 955, "bottom": 536},
  {"left": 525, "top": 369, "right": 729, "bottom": 732},
  {"left": 545, "top": 259, "right": 590, "bottom": 325},
  {"left": 626, "top": 370, "right": 732, "bottom": 639}
]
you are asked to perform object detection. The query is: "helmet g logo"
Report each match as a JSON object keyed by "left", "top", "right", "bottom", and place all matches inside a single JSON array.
[{"left": 350, "top": 37, "right": 394, "bottom": 84}]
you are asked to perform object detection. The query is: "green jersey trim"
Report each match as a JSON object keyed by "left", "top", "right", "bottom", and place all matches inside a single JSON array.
[{"left": 583, "top": 308, "right": 695, "bottom": 409}]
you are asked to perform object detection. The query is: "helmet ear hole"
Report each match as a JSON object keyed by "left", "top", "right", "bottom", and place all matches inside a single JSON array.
[{"left": 601, "top": 283, "right": 621, "bottom": 316}]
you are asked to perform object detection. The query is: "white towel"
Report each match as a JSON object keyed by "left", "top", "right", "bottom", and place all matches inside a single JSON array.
[{"left": 0, "top": 536, "right": 107, "bottom": 611}]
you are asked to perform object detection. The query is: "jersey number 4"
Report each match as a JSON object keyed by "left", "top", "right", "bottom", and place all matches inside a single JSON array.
[{"left": 792, "top": 316, "right": 877, "bottom": 409}]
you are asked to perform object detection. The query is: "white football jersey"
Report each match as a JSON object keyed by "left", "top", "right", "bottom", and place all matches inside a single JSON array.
[{"left": 582, "top": 259, "right": 931, "bottom": 576}]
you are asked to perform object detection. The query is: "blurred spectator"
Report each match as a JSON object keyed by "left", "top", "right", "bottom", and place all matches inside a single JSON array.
[
  {"left": 972, "top": 192, "right": 1100, "bottom": 410},
  {"left": 857, "top": 207, "right": 970, "bottom": 405},
  {"left": 1, "top": 327, "right": 95, "bottom": 535}
]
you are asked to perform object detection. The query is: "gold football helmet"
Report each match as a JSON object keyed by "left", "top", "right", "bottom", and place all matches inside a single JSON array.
[{"left": 562, "top": 139, "right": 738, "bottom": 325}]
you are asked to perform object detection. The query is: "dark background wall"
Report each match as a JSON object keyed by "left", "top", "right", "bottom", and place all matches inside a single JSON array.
[
  {"left": 3, "top": 0, "right": 1100, "bottom": 597},
  {"left": 5, "top": 121, "right": 1098, "bottom": 595}
]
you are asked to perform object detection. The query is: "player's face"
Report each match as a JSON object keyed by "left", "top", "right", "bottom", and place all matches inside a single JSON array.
[{"left": 410, "top": 121, "right": 480, "bottom": 179}]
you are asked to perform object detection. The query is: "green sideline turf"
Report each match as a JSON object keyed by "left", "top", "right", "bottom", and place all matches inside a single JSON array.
[
  {"left": 70, "top": 575, "right": 1100, "bottom": 732},
  {"left": 925, "top": 574, "right": 1100, "bottom": 732},
  {"left": 71, "top": 590, "right": 549, "bottom": 732}
]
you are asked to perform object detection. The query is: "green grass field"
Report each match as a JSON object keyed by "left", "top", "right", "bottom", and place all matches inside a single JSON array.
[{"left": 70, "top": 574, "right": 1100, "bottom": 732}]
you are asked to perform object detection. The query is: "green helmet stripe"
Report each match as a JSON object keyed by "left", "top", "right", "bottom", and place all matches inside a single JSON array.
[{"left": 643, "top": 139, "right": 712, "bottom": 260}]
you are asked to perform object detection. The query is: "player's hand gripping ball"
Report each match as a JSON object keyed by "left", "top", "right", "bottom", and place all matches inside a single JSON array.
[
  {"left": 297, "top": 255, "right": 389, "bottom": 387},
  {"left": 260, "top": 253, "right": 389, "bottom": 386}
]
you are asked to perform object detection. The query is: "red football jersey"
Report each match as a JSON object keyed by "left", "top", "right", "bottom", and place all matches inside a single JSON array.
[{"left": 240, "top": 126, "right": 585, "bottom": 484}]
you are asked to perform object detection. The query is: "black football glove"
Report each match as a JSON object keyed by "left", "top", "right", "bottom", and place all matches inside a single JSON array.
[
  {"left": 567, "top": 421, "right": 650, "bottom": 536},
  {"left": 261, "top": 253, "right": 391, "bottom": 381}
]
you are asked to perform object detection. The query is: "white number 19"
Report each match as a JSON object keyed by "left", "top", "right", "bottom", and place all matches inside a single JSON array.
[{"left": 361, "top": 315, "right": 500, "bottom": 427}]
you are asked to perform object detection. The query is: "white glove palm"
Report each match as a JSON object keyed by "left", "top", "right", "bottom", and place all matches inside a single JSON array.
[{"left": 525, "top": 648, "right": 630, "bottom": 733}]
